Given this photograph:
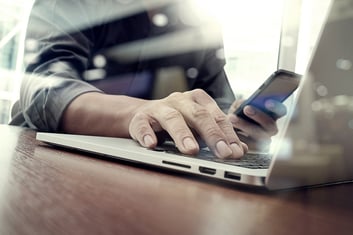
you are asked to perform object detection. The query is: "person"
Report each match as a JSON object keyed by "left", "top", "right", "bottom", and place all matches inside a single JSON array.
[{"left": 10, "top": 0, "right": 284, "bottom": 159}]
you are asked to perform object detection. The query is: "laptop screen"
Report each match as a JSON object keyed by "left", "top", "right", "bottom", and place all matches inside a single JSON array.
[{"left": 270, "top": 0, "right": 353, "bottom": 188}]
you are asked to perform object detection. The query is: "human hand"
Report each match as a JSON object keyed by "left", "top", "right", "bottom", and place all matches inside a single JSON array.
[
  {"left": 129, "top": 89, "right": 248, "bottom": 159},
  {"left": 227, "top": 98, "right": 287, "bottom": 151}
]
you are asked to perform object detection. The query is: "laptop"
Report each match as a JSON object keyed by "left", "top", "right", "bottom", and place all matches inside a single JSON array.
[{"left": 36, "top": 0, "right": 353, "bottom": 190}]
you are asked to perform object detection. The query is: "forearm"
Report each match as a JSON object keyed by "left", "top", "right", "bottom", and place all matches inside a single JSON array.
[{"left": 60, "top": 92, "right": 147, "bottom": 137}]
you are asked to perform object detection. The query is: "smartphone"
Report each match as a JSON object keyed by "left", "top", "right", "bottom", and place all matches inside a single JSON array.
[{"left": 234, "top": 69, "right": 301, "bottom": 124}]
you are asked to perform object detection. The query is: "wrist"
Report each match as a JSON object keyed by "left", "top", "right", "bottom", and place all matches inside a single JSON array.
[{"left": 60, "top": 92, "right": 147, "bottom": 137}]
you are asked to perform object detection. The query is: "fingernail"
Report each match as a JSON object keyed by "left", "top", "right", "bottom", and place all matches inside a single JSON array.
[
  {"left": 183, "top": 137, "right": 197, "bottom": 150},
  {"left": 143, "top": 135, "right": 154, "bottom": 147},
  {"left": 246, "top": 106, "right": 257, "bottom": 116},
  {"left": 230, "top": 143, "right": 244, "bottom": 158},
  {"left": 216, "top": 141, "right": 232, "bottom": 158}
]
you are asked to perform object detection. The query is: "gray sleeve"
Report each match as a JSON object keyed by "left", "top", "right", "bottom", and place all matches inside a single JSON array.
[
  {"left": 20, "top": 74, "right": 101, "bottom": 131},
  {"left": 16, "top": 0, "right": 102, "bottom": 131}
]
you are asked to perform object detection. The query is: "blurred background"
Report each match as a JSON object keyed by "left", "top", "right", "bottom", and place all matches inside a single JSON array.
[{"left": 0, "top": 0, "right": 331, "bottom": 124}]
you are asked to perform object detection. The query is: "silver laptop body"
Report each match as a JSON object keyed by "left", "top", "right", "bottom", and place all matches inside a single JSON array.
[{"left": 36, "top": 0, "right": 353, "bottom": 190}]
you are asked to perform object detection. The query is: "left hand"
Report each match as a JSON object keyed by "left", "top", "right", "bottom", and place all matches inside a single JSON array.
[{"left": 227, "top": 98, "right": 287, "bottom": 151}]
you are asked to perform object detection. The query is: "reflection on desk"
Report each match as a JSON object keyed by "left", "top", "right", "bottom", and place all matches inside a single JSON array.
[{"left": 0, "top": 125, "right": 353, "bottom": 235}]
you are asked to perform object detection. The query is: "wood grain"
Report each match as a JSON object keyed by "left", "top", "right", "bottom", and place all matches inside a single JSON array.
[{"left": 0, "top": 125, "right": 352, "bottom": 235}]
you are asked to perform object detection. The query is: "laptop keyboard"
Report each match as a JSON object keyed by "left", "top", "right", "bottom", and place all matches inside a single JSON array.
[{"left": 153, "top": 144, "right": 271, "bottom": 169}]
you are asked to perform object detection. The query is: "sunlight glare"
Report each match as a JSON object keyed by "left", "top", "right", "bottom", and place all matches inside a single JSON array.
[
  {"left": 194, "top": 0, "right": 284, "bottom": 27},
  {"left": 193, "top": 0, "right": 285, "bottom": 53}
]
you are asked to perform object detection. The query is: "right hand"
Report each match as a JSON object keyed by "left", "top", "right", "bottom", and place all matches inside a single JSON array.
[{"left": 129, "top": 89, "right": 248, "bottom": 159}]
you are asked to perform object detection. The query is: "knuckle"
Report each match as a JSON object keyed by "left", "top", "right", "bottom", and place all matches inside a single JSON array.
[
  {"left": 129, "top": 113, "right": 148, "bottom": 129},
  {"left": 192, "top": 88, "right": 206, "bottom": 95},
  {"left": 129, "top": 117, "right": 152, "bottom": 141},
  {"left": 191, "top": 105, "right": 210, "bottom": 119},
  {"left": 165, "top": 92, "right": 183, "bottom": 101},
  {"left": 189, "top": 89, "right": 208, "bottom": 99},
  {"left": 214, "top": 113, "right": 233, "bottom": 130},
  {"left": 132, "top": 111, "right": 147, "bottom": 120},
  {"left": 213, "top": 113, "right": 228, "bottom": 124},
  {"left": 204, "top": 126, "right": 223, "bottom": 139},
  {"left": 134, "top": 125, "right": 150, "bottom": 137},
  {"left": 163, "top": 109, "right": 182, "bottom": 122}
]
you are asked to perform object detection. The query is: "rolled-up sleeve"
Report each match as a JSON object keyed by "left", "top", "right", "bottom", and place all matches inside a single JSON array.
[
  {"left": 20, "top": 74, "right": 100, "bottom": 131},
  {"left": 11, "top": 0, "right": 102, "bottom": 131}
]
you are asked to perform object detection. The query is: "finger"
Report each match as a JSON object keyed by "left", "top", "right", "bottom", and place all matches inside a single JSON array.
[
  {"left": 213, "top": 110, "right": 248, "bottom": 158},
  {"left": 243, "top": 105, "right": 278, "bottom": 135},
  {"left": 154, "top": 106, "right": 200, "bottom": 155},
  {"left": 227, "top": 98, "right": 245, "bottom": 114},
  {"left": 179, "top": 89, "right": 245, "bottom": 158},
  {"left": 240, "top": 142, "right": 249, "bottom": 153},
  {"left": 229, "top": 114, "right": 272, "bottom": 142},
  {"left": 129, "top": 112, "right": 159, "bottom": 149}
]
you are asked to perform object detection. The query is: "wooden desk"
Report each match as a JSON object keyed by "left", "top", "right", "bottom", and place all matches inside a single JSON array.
[{"left": 0, "top": 125, "right": 352, "bottom": 235}]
